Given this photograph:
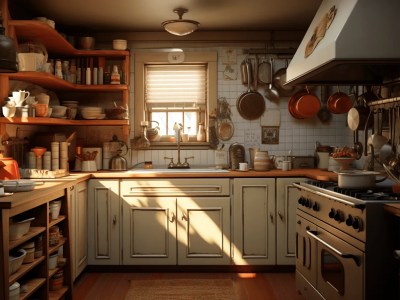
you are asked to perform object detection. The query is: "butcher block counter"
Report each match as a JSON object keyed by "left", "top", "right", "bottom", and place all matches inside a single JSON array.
[{"left": 89, "top": 168, "right": 338, "bottom": 181}]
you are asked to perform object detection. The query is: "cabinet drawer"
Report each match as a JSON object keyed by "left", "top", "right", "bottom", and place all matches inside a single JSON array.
[{"left": 120, "top": 178, "right": 230, "bottom": 197}]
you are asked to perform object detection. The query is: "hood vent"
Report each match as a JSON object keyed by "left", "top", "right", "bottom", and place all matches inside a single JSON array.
[{"left": 286, "top": 0, "right": 400, "bottom": 85}]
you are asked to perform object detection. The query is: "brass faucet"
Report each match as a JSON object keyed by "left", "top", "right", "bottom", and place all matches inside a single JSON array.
[{"left": 164, "top": 123, "right": 193, "bottom": 168}]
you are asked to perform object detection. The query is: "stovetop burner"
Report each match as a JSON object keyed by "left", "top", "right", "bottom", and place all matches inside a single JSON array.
[{"left": 305, "top": 180, "right": 400, "bottom": 202}]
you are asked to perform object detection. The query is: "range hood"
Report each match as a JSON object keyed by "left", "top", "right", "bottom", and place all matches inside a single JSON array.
[{"left": 286, "top": 0, "right": 400, "bottom": 85}]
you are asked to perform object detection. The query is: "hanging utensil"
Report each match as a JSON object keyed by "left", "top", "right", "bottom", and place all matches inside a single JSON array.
[
  {"left": 264, "top": 58, "right": 279, "bottom": 101},
  {"left": 257, "top": 56, "right": 271, "bottom": 85},
  {"left": 236, "top": 58, "right": 265, "bottom": 120},
  {"left": 317, "top": 86, "right": 332, "bottom": 123}
]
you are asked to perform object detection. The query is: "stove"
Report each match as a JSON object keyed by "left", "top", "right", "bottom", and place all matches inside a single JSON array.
[{"left": 294, "top": 180, "right": 399, "bottom": 300}]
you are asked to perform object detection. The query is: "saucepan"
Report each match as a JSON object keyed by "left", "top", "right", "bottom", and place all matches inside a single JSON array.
[{"left": 335, "top": 170, "right": 386, "bottom": 189}]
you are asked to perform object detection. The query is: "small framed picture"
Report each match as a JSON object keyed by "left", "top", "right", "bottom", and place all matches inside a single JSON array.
[{"left": 261, "top": 126, "right": 279, "bottom": 144}]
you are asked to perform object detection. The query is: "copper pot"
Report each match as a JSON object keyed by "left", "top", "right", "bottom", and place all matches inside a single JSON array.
[
  {"left": 288, "top": 88, "right": 320, "bottom": 119},
  {"left": 327, "top": 89, "right": 352, "bottom": 114}
]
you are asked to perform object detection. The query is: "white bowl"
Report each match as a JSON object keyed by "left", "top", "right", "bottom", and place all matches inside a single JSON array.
[
  {"left": 9, "top": 249, "right": 27, "bottom": 274},
  {"left": 112, "top": 39, "right": 127, "bottom": 50},
  {"left": 9, "top": 217, "right": 35, "bottom": 241}
]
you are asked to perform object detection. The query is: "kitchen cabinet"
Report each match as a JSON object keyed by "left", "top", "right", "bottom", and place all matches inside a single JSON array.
[
  {"left": 276, "top": 177, "right": 307, "bottom": 265},
  {"left": 0, "top": 185, "right": 73, "bottom": 300},
  {"left": 88, "top": 179, "right": 120, "bottom": 265},
  {"left": 69, "top": 180, "right": 88, "bottom": 280},
  {"left": 120, "top": 179, "right": 231, "bottom": 265},
  {"left": 232, "top": 178, "right": 276, "bottom": 265},
  {"left": 0, "top": 10, "right": 130, "bottom": 141}
]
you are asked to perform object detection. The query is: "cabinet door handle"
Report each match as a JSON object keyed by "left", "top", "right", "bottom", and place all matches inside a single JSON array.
[
  {"left": 182, "top": 212, "right": 188, "bottom": 222},
  {"left": 269, "top": 213, "right": 274, "bottom": 223},
  {"left": 112, "top": 215, "right": 117, "bottom": 225},
  {"left": 70, "top": 186, "right": 75, "bottom": 191},
  {"left": 169, "top": 212, "right": 176, "bottom": 223},
  {"left": 278, "top": 211, "right": 284, "bottom": 221}
]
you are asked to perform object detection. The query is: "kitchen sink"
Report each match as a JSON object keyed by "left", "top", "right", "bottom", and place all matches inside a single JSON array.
[{"left": 127, "top": 168, "right": 229, "bottom": 173}]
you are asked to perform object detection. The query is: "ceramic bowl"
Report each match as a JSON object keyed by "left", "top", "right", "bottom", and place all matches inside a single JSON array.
[
  {"left": 112, "top": 39, "right": 127, "bottom": 50},
  {"left": 79, "top": 36, "right": 95, "bottom": 50},
  {"left": 51, "top": 105, "right": 67, "bottom": 118}
]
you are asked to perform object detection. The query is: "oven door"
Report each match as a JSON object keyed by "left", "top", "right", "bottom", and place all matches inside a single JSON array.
[
  {"left": 296, "top": 214, "right": 318, "bottom": 287},
  {"left": 307, "top": 227, "right": 364, "bottom": 300}
]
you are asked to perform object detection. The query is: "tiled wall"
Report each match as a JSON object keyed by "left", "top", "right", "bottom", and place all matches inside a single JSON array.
[{"left": 129, "top": 46, "right": 354, "bottom": 168}]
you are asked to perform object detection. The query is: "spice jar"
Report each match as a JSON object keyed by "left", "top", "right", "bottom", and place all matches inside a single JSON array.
[{"left": 49, "top": 226, "right": 60, "bottom": 247}]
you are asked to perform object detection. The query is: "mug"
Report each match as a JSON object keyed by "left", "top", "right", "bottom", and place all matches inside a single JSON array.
[
  {"left": 282, "top": 160, "right": 292, "bottom": 171},
  {"left": 239, "top": 162, "right": 248, "bottom": 171},
  {"left": 12, "top": 90, "right": 30, "bottom": 105}
]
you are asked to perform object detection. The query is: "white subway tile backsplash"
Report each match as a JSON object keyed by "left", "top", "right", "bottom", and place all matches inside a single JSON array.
[{"left": 128, "top": 46, "right": 353, "bottom": 168}]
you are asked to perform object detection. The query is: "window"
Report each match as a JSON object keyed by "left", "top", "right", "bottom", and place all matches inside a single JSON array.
[
  {"left": 145, "top": 64, "right": 206, "bottom": 137},
  {"left": 134, "top": 51, "right": 217, "bottom": 147}
]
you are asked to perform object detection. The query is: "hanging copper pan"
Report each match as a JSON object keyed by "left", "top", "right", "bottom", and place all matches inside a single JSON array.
[
  {"left": 237, "top": 59, "right": 265, "bottom": 120},
  {"left": 288, "top": 88, "right": 320, "bottom": 119}
]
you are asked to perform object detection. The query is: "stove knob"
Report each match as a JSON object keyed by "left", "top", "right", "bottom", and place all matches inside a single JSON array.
[
  {"left": 334, "top": 210, "right": 343, "bottom": 222},
  {"left": 352, "top": 217, "right": 363, "bottom": 231},
  {"left": 312, "top": 202, "right": 319, "bottom": 211},
  {"left": 328, "top": 208, "right": 335, "bottom": 219},
  {"left": 305, "top": 199, "right": 311, "bottom": 208},
  {"left": 298, "top": 197, "right": 305, "bottom": 205},
  {"left": 346, "top": 215, "right": 354, "bottom": 226}
]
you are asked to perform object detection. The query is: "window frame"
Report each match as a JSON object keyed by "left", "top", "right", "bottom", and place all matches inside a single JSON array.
[{"left": 133, "top": 51, "right": 217, "bottom": 148}]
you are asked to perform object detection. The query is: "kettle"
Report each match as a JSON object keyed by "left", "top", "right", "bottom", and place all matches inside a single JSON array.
[{"left": 109, "top": 150, "right": 127, "bottom": 171}]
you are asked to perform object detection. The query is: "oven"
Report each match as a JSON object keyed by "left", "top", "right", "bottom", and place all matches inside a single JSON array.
[{"left": 294, "top": 180, "right": 399, "bottom": 300}]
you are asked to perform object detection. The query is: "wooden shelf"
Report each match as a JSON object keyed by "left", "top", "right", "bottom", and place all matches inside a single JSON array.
[
  {"left": 49, "top": 215, "right": 66, "bottom": 227},
  {"left": 9, "top": 256, "right": 46, "bottom": 284},
  {"left": 49, "top": 237, "right": 67, "bottom": 255},
  {"left": 9, "top": 227, "right": 46, "bottom": 250},
  {"left": 6, "top": 72, "right": 128, "bottom": 92},
  {"left": 0, "top": 117, "right": 129, "bottom": 126},
  {"left": 20, "top": 277, "right": 47, "bottom": 300},
  {"left": 9, "top": 20, "right": 129, "bottom": 58},
  {"left": 49, "top": 286, "right": 68, "bottom": 300}
]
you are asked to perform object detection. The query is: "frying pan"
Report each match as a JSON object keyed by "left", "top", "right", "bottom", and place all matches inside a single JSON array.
[
  {"left": 236, "top": 59, "right": 265, "bottom": 120},
  {"left": 272, "top": 59, "right": 299, "bottom": 97}
]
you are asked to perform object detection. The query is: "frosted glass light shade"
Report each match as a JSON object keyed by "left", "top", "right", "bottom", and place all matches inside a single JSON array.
[{"left": 162, "top": 20, "right": 199, "bottom": 36}]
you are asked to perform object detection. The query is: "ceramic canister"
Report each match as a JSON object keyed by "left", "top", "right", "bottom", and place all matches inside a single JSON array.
[{"left": 254, "top": 151, "right": 272, "bottom": 171}]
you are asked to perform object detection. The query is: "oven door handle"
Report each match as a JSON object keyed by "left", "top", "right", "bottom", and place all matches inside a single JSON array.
[{"left": 307, "top": 230, "right": 361, "bottom": 266}]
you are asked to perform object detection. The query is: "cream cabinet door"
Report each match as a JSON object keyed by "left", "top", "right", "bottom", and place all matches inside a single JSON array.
[
  {"left": 88, "top": 179, "right": 120, "bottom": 265},
  {"left": 177, "top": 197, "right": 231, "bottom": 265},
  {"left": 233, "top": 178, "right": 276, "bottom": 265},
  {"left": 276, "top": 177, "right": 307, "bottom": 265},
  {"left": 122, "top": 196, "right": 177, "bottom": 265},
  {"left": 70, "top": 181, "right": 88, "bottom": 280}
]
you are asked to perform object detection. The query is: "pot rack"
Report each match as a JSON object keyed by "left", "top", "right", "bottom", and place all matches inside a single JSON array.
[{"left": 367, "top": 96, "right": 400, "bottom": 109}]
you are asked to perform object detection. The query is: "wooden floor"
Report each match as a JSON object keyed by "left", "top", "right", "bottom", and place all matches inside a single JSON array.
[{"left": 73, "top": 271, "right": 305, "bottom": 300}]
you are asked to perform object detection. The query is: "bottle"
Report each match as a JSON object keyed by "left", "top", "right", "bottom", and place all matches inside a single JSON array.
[
  {"left": 86, "top": 67, "right": 91, "bottom": 85},
  {"left": 98, "top": 66, "right": 104, "bottom": 84},
  {"left": 137, "top": 121, "right": 150, "bottom": 149},
  {"left": 111, "top": 65, "right": 120, "bottom": 84},
  {"left": 54, "top": 59, "right": 63, "bottom": 79},
  {"left": 62, "top": 60, "right": 70, "bottom": 82},
  {"left": 196, "top": 123, "right": 206, "bottom": 142},
  {"left": 104, "top": 65, "right": 111, "bottom": 84},
  {"left": 70, "top": 59, "right": 77, "bottom": 83}
]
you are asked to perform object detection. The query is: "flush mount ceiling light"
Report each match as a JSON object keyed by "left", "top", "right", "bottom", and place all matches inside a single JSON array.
[{"left": 162, "top": 8, "right": 199, "bottom": 36}]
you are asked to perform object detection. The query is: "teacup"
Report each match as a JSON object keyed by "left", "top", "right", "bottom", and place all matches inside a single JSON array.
[
  {"left": 2, "top": 106, "right": 16, "bottom": 117},
  {"left": 12, "top": 90, "right": 30, "bottom": 106}
]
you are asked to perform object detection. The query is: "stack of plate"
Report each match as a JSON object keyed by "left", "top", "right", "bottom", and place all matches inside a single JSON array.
[{"left": 79, "top": 106, "right": 105, "bottom": 120}]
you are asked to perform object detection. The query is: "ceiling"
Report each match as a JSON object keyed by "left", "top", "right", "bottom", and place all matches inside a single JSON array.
[{"left": 11, "top": 0, "right": 322, "bottom": 33}]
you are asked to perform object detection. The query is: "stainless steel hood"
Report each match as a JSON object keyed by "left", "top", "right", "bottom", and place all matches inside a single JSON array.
[{"left": 286, "top": 0, "right": 400, "bottom": 85}]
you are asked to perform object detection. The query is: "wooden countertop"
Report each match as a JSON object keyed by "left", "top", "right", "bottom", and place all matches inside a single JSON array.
[
  {"left": 0, "top": 169, "right": 336, "bottom": 212},
  {"left": 0, "top": 174, "right": 90, "bottom": 211},
  {"left": 88, "top": 168, "right": 338, "bottom": 181},
  {"left": 384, "top": 203, "right": 400, "bottom": 218}
]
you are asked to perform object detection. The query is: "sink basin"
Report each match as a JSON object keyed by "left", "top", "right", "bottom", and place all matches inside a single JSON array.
[{"left": 127, "top": 168, "right": 229, "bottom": 173}]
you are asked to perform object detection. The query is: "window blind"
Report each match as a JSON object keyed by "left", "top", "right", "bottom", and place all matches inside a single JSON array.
[{"left": 145, "top": 64, "right": 207, "bottom": 108}]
